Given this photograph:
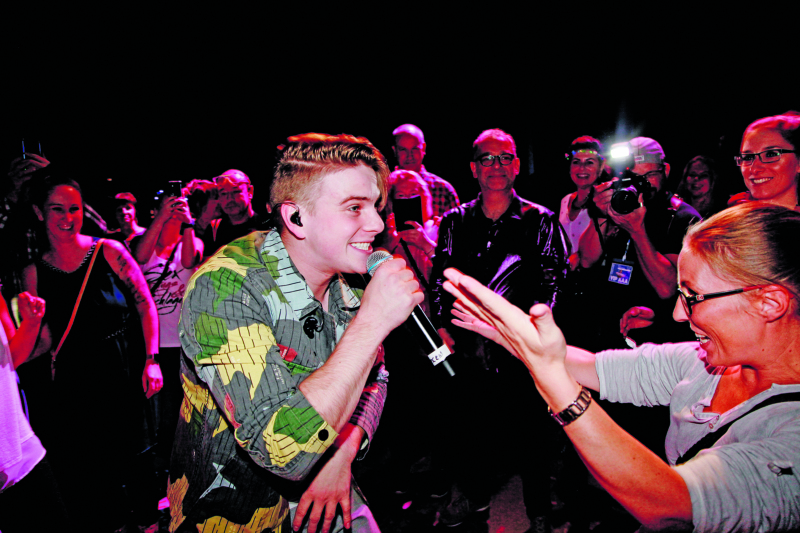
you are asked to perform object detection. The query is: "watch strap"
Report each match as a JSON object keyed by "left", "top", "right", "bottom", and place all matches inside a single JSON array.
[{"left": 549, "top": 386, "right": 592, "bottom": 427}]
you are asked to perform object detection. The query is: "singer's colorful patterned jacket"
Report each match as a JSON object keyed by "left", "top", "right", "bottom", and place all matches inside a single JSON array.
[{"left": 168, "top": 229, "right": 387, "bottom": 532}]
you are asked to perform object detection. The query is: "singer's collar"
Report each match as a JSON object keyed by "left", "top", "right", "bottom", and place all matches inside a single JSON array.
[{"left": 259, "top": 230, "right": 361, "bottom": 324}]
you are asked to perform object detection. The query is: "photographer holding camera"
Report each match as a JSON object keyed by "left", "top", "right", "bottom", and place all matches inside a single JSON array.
[{"left": 577, "top": 137, "right": 700, "bottom": 350}]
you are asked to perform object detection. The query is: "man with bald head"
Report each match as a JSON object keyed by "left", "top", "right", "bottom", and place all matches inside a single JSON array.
[
  {"left": 194, "top": 169, "right": 264, "bottom": 259},
  {"left": 392, "top": 124, "right": 459, "bottom": 217}
]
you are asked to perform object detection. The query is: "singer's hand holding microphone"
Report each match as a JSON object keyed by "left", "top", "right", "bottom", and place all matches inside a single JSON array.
[
  {"left": 358, "top": 253, "right": 423, "bottom": 340},
  {"left": 366, "top": 250, "right": 456, "bottom": 376}
]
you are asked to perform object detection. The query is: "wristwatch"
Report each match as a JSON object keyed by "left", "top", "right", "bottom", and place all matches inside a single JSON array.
[{"left": 549, "top": 386, "right": 592, "bottom": 427}]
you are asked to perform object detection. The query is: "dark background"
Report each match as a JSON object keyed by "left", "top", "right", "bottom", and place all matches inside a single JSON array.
[{"left": 4, "top": 25, "right": 795, "bottom": 229}]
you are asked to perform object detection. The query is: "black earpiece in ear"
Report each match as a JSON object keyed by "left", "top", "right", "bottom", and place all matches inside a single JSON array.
[{"left": 290, "top": 210, "right": 303, "bottom": 227}]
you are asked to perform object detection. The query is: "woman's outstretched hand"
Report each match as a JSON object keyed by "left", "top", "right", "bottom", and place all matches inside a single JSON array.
[
  {"left": 451, "top": 303, "right": 516, "bottom": 356},
  {"left": 443, "top": 268, "right": 567, "bottom": 373}
]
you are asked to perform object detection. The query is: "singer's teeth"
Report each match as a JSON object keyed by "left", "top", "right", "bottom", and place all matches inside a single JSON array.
[{"left": 351, "top": 243, "right": 370, "bottom": 250}]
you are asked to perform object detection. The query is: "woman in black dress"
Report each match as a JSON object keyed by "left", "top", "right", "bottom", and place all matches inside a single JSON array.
[{"left": 18, "top": 173, "right": 162, "bottom": 532}]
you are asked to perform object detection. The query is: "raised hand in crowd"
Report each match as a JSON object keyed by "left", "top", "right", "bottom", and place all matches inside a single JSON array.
[
  {"left": 7, "top": 153, "right": 50, "bottom": 183},
  {"left": 0, "top": 291, "right": 46, "bottom": 369},
  {"left": 619, "top": 306, "right": 655, "bottom": 337}
]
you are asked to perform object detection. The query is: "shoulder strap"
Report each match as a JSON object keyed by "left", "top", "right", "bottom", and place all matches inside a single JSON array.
[
  {"left": 149, "top": 242, "right": 179, "bottom": 295},
  {"left": 677, "top": 391, "right": 800, "bottom": 464},
  {"left": 51, "top": 239, "right": 105, "bottom": 379}
]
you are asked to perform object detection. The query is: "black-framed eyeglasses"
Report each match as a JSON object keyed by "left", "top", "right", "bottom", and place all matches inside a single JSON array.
[
  {"left": 677, "top": 284, "right": 769, "bottom": 316},
  {"left": 734, "top": 149, "right": 797, "bottom": 167},
  {"left": 476, "top": 154, "right": 515, "bottom": 167}
]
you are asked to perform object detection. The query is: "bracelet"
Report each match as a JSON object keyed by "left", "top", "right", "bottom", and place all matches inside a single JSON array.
[
  {"left": 181, "top": 220, "right": 195, "bottom": 232},
  {"left": 548, "top": 386, "right": 592, "bottom": 427}
]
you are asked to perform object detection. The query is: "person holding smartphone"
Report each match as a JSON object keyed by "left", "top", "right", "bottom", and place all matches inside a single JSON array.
[
  {"left": 1, "top": 150, "right": 51, "bottom": 301},
  {"left": 379, "top": 170, "right": 438, "bottom": 304},
  {"left": 131, "top": 187, "right": 203, "bottom": 495}
]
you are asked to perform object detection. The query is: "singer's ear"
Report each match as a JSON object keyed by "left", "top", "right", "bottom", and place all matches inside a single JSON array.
[{"left": 280, "top": 203, "right": 306, "bottom": 239}]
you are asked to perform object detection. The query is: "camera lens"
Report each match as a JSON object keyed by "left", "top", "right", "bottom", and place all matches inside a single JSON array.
[{"left": 610, "top": 189, "right": 640, "bottom": 215}]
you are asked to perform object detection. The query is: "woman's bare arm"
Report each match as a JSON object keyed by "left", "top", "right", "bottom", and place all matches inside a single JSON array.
[
  {"left": 20, "top": 264, "right": 52, "bottom": 360},
  {"left": 1, "top": 293, "right": 46, "bottom": 369},
  {"left": 443, "top": 268, "right": 693, "bottom": 531},
  {"left": 103, "top": 240, "right": 163, "bottom": 397}
]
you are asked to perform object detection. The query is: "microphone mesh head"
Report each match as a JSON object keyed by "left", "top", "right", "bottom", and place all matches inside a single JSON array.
[{"left": 366, "top": 249, "right": 392, "bottom": 275}]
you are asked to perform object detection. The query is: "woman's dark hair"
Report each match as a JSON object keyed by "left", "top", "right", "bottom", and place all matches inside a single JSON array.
[
  {"left": 676, "top": 155, "right": 718, "bottom": 199},
  {"left": 21, "top": 167, "right": 85, "bottom": 254},
  {"left": 742, "top": 111, "right": 800, "bottom": 152},
  {"left": 567, "top": 135, "right": 605, "bottom": 161},
  {"left": 26, "top": 167, "right": 83, "bottom": 209}
]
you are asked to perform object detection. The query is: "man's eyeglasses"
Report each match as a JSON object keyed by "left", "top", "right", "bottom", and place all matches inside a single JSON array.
[
  {"left": 476, "top": 154, "right": 515, "bottom": 167},
  {"left": 677, "top": 284, "right": 769, "bottom": 316},
  {"left": 734, "top": 149, "right": 796, "bottom": 167},
  {"left": 634, "top": 170, "right": 664, "bottom": 181}
]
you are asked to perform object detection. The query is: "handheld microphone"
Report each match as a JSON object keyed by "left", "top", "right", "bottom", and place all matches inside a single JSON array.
[{"left": 367, "top": 250, "right": 455, "bottom": 377}]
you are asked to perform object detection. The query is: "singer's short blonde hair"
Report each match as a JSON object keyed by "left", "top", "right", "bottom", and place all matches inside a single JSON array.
[{"left": 270, "top": 133, "right": 390, "bottom": 218}]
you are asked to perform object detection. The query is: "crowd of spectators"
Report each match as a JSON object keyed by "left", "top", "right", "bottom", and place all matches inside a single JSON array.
[{"left": 0, "top": 113, "right": 798, "bottom": 533}]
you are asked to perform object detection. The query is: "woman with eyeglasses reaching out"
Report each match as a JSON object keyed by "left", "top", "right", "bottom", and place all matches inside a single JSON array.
[{"left": 443, "top": 202, "right": 800, "bottom": 532}]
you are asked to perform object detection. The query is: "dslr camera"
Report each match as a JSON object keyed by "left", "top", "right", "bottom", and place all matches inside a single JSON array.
[
  {"left": 608, "top": 141, "right": 654, "bottom": 215},
  {"left": 610, "top": 169, "right": 653, "bottom": 215}
]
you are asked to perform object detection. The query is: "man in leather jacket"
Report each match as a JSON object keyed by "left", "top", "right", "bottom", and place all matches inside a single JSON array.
[{"left": 427, "top": 128, "right": 568, "bottom": 530}]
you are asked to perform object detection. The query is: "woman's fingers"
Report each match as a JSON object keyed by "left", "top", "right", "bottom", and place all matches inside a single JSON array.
[
  {"left": 444, "top": 268, "right": 530, "bottom": 331},
  {"left": 444, "top": 268, "right": 567, "bottom": 366}
]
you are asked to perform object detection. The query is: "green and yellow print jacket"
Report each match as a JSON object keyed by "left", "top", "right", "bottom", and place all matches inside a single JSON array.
[{"left": 168, "top": 230, "right": 388, "bottom": 532}]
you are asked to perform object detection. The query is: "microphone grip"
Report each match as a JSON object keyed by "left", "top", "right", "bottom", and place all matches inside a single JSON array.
[
  {"left": 408, "top": 307, "right": 454, "bottom": 374},
  {"left": 367, "top": 249, "right": 454, "bottom": 376}
]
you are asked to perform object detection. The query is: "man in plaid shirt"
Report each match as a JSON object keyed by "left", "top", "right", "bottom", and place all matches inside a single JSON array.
[{"left": 391, "top": 124, "right": 459, "bottom": 217}]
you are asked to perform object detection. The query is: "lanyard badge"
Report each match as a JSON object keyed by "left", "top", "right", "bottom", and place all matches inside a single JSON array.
[{"left": 608, "top": 238, "right": 634, "bottom": 286}]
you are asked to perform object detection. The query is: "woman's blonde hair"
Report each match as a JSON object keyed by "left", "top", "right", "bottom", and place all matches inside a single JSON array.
[{"left": 684, "top": 202, "right": 800, "bottom": 314}]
